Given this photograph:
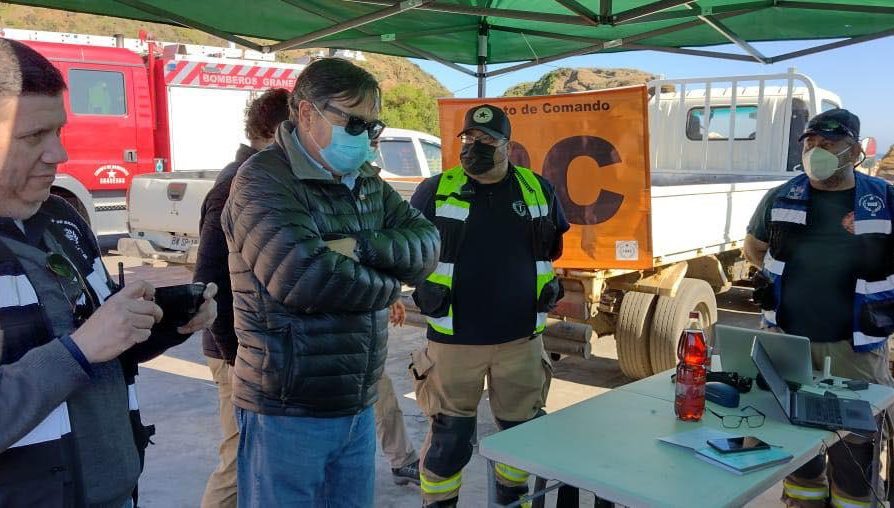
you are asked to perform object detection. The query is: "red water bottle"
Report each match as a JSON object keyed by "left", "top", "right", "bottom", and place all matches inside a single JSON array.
[{"left": 675, "top": 312, "right": 707, "bottom": 421}]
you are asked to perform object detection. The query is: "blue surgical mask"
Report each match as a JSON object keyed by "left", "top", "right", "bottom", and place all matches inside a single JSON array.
[{"left": 311, "top": 104, "right": 373, "bottom": 176}]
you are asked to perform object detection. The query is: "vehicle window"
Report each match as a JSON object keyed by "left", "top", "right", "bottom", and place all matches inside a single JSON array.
[
  {"left": 376, "top": 139, "right": 421, "bottom": 176},
  {"left": 420, "top": 140, "right": 442, "bottom": 175},
  {"left": 68, "top": 69, "right": 127, "bottom": 116},
  {"left": 821, "top": 99, "right": 839, "bottom": 112},
  {"left": 686, "top": 105, "right": 758, "bottom": 141}
]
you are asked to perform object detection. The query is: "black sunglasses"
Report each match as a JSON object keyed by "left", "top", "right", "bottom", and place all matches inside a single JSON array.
[
  {"left": 810, "top": 119, "right": 857, "bottom": 140},
  {"left": 318, "top": 102, "right": 386, "bottom": 139},
  {"left": 46, "top": 252, "right": 98, "bottom": 326}
]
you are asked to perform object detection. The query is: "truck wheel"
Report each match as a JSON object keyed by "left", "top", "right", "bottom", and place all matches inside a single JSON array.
[
  {"left": 649, "top": 278, "right": 718, "bottom": 373},
  {"left": 616, "top": 291, "right": 657, "bottom": 380}
]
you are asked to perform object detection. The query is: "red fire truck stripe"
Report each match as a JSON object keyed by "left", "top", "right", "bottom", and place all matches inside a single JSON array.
[
  {"left": 180, "top": 63, "right": 206, "bottom": 86},
  {"left": 168, "top": 61, "right": 198, "bottom": 85}
]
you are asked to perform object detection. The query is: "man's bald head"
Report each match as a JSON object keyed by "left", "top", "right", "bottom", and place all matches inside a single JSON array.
[{"left": 0, "top": 38, "right": 66, "bottom": 97}]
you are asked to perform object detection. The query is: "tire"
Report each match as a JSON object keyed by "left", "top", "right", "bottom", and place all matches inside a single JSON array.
[
  {"left": 649, "top": 278, "right": 718, "bottom": 373},
  {"left": 616, "top": 291, "right": 657, "bottom": 380}
]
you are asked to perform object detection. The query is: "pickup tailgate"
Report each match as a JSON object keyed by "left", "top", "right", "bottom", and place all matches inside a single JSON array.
[{"left": 127, "top": 170, "right": 219, "bottom": 251}]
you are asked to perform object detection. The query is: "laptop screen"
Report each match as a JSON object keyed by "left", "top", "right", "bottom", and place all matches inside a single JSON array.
[{"left": 751, "top": 338, "right": 792, "bottom": 419}]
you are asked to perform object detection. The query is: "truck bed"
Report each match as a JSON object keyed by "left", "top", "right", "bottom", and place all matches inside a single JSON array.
[
  {"left": 127, "top": 170, "right": 220, "bottom": 251},
  {"left": 649, "top": 171, "right": 789, "bottom": 264}
]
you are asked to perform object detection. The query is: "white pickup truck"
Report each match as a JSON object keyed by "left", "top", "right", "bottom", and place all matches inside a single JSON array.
[
  {"left": 429, "top": 69, "right": 876, "bottom": 377},
  {"left": 118, "top": 127, "right": 441, "bottom": 263}
]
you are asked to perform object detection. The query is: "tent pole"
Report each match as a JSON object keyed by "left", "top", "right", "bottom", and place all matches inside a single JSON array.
[
  {"left": 110, "top": 0, "right": 263, "bottom": 51},
  {"left": 477, "top": 22, "right": 489, "bottom": 98}
]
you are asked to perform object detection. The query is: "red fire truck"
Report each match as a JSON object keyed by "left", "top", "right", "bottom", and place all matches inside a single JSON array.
[{"left": 4, "top": 29, "right": 305, "bottom": 237}]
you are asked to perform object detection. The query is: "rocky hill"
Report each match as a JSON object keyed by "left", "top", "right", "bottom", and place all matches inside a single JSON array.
[{"left": 503, "top": 67, "right": 658, "bottom": 96}]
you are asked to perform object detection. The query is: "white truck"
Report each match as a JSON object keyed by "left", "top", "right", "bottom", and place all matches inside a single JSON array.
[
  {"left": 119, "top": 127, "right": 442, "bottom": 263},
  {"left": 433, "top": 69, "right": 873, "bottom": 378},
  {"left": 560, "top": 70, "right": 863, "bottom": 378}
]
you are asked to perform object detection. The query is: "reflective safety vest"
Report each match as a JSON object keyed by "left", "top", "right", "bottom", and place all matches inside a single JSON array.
[
  {"left": 420, "top": 165, "right": 558, "bottom": 338},
  {"left": 761, "top": 172, "right": 894, "bottom": 351}
]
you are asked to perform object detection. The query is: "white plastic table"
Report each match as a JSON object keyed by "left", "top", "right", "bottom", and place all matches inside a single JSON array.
[{"left": 479, "top": 371, "right": 894, "bottom": 507}]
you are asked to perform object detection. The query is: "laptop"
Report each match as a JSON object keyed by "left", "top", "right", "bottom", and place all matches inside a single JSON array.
[
  {"left": 751, "top": 339, "right": 877, "bottom": 433},
  {"left": 714, "top": 325, "right": 814, "bottom": 386}
]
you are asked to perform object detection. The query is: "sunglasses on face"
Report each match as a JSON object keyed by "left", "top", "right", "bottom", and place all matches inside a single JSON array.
[
  {"left": 46, "top": 252, "right": 98, "bottom": 326},
  {"left": 314, "top": 101, "right": 386, "bottom": 140},
  {"left": 459, "top": 133, "right": 507, "bottom": 146}
]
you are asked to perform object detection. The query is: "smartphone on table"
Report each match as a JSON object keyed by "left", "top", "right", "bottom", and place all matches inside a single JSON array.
[{"left": 706, "top": 436, "right": 771, "bottom": 454}]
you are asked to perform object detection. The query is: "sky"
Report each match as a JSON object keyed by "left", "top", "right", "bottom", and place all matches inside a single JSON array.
[{"left": 412, "top": 37, "right": 894, "bottom": 156}]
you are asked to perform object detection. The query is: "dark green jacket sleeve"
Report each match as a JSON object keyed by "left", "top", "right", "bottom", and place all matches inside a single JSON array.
[{"left": 354, "top": 180, "right": 440, "bottom": 284}]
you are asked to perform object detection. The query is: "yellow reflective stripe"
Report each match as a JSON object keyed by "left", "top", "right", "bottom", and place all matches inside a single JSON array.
[
  {"left": 830, "top": 493, "right": 871, "bottom": 508},
  {"left": 535, "top": 313, "right": 548, "bottom": 333},
  {"left": 426, "top": 262, "right": 454, "bottom": 288},
  {"left": 435, "top": 167, "right": 469, "bottom": 194},
  {"left": 536, "top": 262, "right": 556, "bottom": 300},
  {"left": 513, "top": 167, "right": 550, "bottom": 217},
  {"left": 427, "top": 308, "right": 453, "bottom": 335},
  {"left": 783, "top": 480, "right": 828, "bottom": 501},
  {"left": 495, "top": 462, "right": 529, "bottom": 483},
  {"left": 420, "top": 471, "right": 462, "bottom": 494},
  {"left": 433, "top": 167, "right": 471, "bottom": 222}
]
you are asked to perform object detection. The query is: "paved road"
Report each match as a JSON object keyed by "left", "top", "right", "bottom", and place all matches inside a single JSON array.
[{"left": 113, "top": 258, "right": 778, "bottom": 507}]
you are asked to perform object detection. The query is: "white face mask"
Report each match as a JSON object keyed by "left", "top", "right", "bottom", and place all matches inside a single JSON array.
[{"left": 802, "top": 145, "right": 852, "bottom": 181}]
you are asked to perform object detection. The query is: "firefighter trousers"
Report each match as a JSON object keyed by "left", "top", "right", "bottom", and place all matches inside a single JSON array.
[{"left": 410, "top": 335, "right": 552, "bottom": 504}]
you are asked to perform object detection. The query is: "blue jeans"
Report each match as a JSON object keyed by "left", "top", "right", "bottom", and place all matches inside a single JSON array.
[{"left": 235, "top": 406, "right": 375, "bottom": 508}]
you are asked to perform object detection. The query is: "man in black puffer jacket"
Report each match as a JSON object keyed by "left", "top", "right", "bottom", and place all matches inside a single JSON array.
[
  {"left": 195, "top": 87, "right": 289, "bottom": 508},
  {"left": 221, "top": 58, "right": 439, "bottom": 507}
]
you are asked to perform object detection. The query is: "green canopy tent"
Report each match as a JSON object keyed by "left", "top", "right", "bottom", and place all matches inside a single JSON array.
[{"left": 6, "top": 0, "right": 894, "bottom": 95}]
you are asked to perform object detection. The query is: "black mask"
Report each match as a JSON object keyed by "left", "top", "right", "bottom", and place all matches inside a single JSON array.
[{"left": 460, "top": 141, "right": 496, "bottom": 175}]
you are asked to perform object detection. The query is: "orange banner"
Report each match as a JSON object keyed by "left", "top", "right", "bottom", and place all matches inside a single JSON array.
[{"left": 438, "top": 86, "right": 652, "bottom": 270}]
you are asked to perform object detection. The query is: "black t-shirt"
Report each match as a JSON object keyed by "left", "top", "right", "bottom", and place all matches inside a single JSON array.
[
  {"left": 748, "top": 183, "right": 894, "bottom": 342},
  {"left": 411, "top": 167, "right": 569, "bottom": 345}
]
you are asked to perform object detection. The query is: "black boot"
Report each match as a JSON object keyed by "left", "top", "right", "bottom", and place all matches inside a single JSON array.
[
  {"left": 423, "top": 497, "right": 458, "bottom": 508},
  {"left": 496, "top": 482, "right": 530, "bottom": 506},
  {"left": 392, "top": 459, "right": 420, "bottom": 486}
]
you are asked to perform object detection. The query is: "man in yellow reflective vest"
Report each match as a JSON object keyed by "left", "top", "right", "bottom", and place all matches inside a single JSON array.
[{"left": 409, "top": 104, "right": 569, "bottom": 507}]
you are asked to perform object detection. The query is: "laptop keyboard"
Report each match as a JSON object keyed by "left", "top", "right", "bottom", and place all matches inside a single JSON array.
[{"left": 805, "top": 398, "right": 843, "bottom": 425}]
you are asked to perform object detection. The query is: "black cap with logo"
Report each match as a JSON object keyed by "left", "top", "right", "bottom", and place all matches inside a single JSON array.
[
  {"left": 799, "top": 108, "right": 860, "bottom": 142},
  {"left": 460, "top": 104, "right": 511, "bottom": 140}
]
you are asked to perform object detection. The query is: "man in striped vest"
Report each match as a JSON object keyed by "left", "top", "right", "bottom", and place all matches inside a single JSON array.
[
  {"left": 409, "top": 104, "right": 569, "bottom": 507},
  {"left": 744, "top": 108, "right": 894, "bottom": 508},
  {"left": 0, "top": 38, "right": 217, "bottom": 507}
]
